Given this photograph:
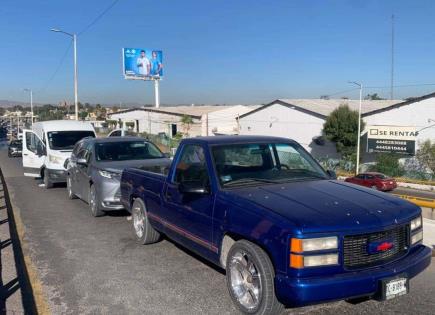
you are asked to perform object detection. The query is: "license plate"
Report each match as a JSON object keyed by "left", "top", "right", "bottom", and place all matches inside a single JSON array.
[{"left": 383, "top": 277, "right": 408, "bottom": 300}]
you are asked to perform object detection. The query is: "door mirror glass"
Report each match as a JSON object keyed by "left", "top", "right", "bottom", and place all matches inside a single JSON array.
[{"left": 179, "top": 181, "right": 209, "bottom": 195}]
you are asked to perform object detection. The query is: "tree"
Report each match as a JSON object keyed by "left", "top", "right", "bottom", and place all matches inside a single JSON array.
[
  {"left": 79, "top": 111, "right": 88, "bottom": 120},
  {"left": 364, "top": 93, "right": 385, "bottom": 100},
  {"left": 180, "top": 115, "right": 193, "bottom": 136},
  {"left": 323, "top": 104, "right": 365, "bottom": 158},
  {"left": 416, "top": 140, "right": 435, "bottom": 174},
  {"left": 371, "top": 153, "right": 405, "bottom": 177}
]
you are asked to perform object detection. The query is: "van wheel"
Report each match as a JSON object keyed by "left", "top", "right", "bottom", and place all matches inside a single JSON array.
[
  {"left": 226, "top": 240, "right": 284, "bottom": 315},
  {"left": 43, "top": 169, "right": 53, "bottom": 189},
  {"left": 132, "top": 198, "right": 160, "bottom": 244},
  {"left": 66, "top": 175, "right": 77, "bottom": 199},
  {"left": 89, "top": 185, "right": 104, "bottom": 217}
]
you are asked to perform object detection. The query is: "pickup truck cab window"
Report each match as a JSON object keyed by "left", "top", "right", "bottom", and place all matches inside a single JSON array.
[
  {"left": 212, "top": 142, "right": 327, "bottom": 186},
  {"left": 173, "top": 144, "right": 210, "bottom": 187}
]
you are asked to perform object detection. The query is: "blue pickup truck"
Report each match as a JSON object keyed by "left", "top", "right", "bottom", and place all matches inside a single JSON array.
[{"left": 120, "top": 136, "right": 431, "bottom": 314}]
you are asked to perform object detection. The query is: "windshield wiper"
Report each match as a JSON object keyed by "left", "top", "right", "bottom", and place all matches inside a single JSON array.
[{"left": 223, "top": 178, "right": 279, "bottom": 187}]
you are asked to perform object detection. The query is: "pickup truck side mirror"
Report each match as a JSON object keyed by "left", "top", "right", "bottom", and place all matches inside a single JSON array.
[
  {"left": 179, "top": 181, "right": 209, "bottom": 195},
  {"left": 327, "top": 170, "right": 337, "bottom": 179},
  {"left": 77, "top": 158, "right": 88, "bottom": 166}
]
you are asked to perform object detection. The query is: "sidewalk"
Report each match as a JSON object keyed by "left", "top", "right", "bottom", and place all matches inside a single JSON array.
[
  {"left": 0, "top": 171, "right": 37, "bottom": 314},
  {"left": 423, "top": 217, "right": 435, "bottom": 254}
]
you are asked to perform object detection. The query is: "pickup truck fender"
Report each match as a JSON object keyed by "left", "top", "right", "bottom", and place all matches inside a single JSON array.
[{"left": 214, "top": 198, "right": 295, "bottom": 275}]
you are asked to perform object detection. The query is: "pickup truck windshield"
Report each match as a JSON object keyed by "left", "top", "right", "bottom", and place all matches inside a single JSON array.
[
  {"left": 212, "top": 142, "right": 328, "bottom": 186},
  {"left": 95, "top": 141, "right": 164, "bottom": 161},
  {"left": 48, "top": 131, "right": 95, "bottom": 150}
]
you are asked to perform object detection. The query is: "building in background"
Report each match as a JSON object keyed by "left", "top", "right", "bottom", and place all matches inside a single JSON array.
[
  {"left": 108, "top": 105, "right": 256, "bottom": 137},
  {"left": 239, "top": 93, "right": 435, "bottom": 159}
]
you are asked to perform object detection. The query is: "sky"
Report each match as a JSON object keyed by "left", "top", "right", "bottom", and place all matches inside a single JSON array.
[{"left": 2, "top": 0, "right": 435, "bottom": 106}]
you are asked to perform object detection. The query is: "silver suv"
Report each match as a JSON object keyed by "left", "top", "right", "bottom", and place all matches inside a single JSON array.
[{"left": 66, "top": 137, "right": 171, "bottom": 217}]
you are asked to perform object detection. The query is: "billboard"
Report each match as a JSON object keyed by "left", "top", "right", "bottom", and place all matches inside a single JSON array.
[
  {"left": 366, "top": 125, "right": 417, "bottom": 155},
  {"left": 123, "top": 48, "right": 163, "bottom": 80}
]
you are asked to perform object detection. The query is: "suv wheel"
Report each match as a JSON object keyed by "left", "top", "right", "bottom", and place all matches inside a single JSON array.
[
  {"left": 89, "top": 185, "right": 104, "bottom": 217},
  {"left": 67, "top": 175, "right": 77, "bottom": 199}
]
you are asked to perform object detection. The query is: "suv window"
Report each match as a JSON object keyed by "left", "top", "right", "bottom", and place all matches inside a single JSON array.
[{"left": 173, "top": 144, "right": 210, "bottom": 186}]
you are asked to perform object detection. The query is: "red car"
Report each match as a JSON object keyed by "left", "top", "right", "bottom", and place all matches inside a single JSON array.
[{"left": 345, "top": 172, "right": 397, "bottom": 191}]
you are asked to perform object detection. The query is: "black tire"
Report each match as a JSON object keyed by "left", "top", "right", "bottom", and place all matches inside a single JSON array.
[
  {"left": 226, "top": 240, "right": 284, "bottom": 315},
  {"left": 89, "top": 184, "right": 104, "bottom": 217},
  {"left": 43, "top": 168, "right": 53, "bottom": 189},
  {"left": 132, "top": 198, "right": 160, "bottom": 245},
  {"left": 66, "top": 175, "right": 77, "bottom": 199}
]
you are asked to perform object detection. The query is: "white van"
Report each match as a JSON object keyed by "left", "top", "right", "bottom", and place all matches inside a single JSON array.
[{"left": 22, "top": 120, "right": 96, "bottom": 188}]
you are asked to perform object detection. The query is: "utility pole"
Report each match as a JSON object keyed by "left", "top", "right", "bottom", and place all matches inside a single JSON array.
[
  {"left": 23, "top": 88, "right": 34, "bottom": 126},
  {"left": 349, "top": 81, "right": 363, "bottom": 174},
  {"left": 51, "top": 28, "right": 79, "bottom": 120},
  {"left": 390, "top": 14, "right": 395, "bottom": 100}
]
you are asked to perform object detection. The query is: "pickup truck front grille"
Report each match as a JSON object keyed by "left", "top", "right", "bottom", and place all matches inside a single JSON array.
[{"left": 343, "top": 225, "right": 409, "bottom": 269}]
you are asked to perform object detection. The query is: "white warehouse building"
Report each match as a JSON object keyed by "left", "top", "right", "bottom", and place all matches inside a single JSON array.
[
  {"left": 108, "top": 105, "right": 255, "bottom": 137},
  {"left": 239, "top": 92, "right": 435, "bottom": 158}
]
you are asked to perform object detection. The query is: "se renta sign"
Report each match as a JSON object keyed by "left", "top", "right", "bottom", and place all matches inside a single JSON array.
[
  {"left": 366, "top": 125, "right": 416, "bottom": 155},
  {"left": 122, "top": 48, "right": 163, "bottom": 80}
]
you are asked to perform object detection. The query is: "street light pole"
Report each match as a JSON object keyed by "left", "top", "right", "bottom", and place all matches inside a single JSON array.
[
  {"left": 349, "top": 81, "right": 363, "bottom": 175},
  {"left": 23, "top": 88, "right": 34, "bottom": 127},
  {"left": 51, "top": 28, "right": 79, "bottom": 120}
]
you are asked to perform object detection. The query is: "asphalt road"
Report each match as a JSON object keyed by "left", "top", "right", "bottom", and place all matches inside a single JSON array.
[{"left": 0, "top": 145, "right": 434, "bottom": 315}]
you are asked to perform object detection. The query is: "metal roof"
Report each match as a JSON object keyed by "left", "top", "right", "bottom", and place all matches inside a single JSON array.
[
  {"left": 108, "top": 105, "right": 246, "bottom": 119},
  {"left": 240, "top": 91, "right": 435, "bottom": 119}
]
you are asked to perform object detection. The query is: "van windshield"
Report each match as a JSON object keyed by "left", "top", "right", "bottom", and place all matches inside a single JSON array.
[{"left": 47, "top": 131, "right": 95, "bottom": 150}]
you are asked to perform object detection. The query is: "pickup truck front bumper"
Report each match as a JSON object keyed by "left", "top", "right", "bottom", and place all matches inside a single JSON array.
[{"left": 275, "top": 244, "right": 432, "bottom": 307}]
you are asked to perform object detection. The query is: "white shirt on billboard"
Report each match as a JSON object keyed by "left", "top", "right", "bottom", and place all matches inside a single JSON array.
[{"left": 137, "top": 56, "right": 150, "bottom": 76}]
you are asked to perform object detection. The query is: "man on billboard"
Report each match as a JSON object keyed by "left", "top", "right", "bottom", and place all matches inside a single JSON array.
[
  {"left": 136, "top": 50, "right": 150, "bottom": 76},
  {"left": 150, "top": 51, "right": 163, "bottom": 77}
]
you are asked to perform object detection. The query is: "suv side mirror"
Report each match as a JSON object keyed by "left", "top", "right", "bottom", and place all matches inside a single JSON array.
[
  {"left": 77, "top": 158, "right": 88, "bottom": 166},
  {"left": 179, "top": 181, "right": 209, "bottom": 195},
  {"left": 163, "top": 152, "right": 171, "bottom": 158},
  {"left": 327, "top": 170, "right": 337, "bottom": 179}
]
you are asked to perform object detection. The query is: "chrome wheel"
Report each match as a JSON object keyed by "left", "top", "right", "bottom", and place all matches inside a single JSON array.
[
  {"left": 133, "top": 204, "right": 145, "bottom": 239},
  {"left": 67, "top": 177, "right": 73, "bottom": 197},
  {"left": 229, "top": 250, "right": 262, "bottom": 311},
  {"left": 90, "top": 186, "right": 97, "bottom": 215}
]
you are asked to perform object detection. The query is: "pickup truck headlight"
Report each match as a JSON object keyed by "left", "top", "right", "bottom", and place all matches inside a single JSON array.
[
  {"left": 411, "top": 230, "right": 423, "bottom": 245},
  {"left": 291, "top": 236, "right": 338, "bottom": 252},
  {"left": 410, "top": 216, "right": 422, "bottom": 231},
  {"left": 290, "top": 237, "right": 339, "bottom": 269},
  {"left": 48, "top": 154, "right": 63, "bottom": 164}
]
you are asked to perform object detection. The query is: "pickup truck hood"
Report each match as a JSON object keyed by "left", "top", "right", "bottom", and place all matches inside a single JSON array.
[
  {"left": 227, "top": 180, "right": 420, "bottom": 233},
  {"left": 98, "top": 158, "right": 172, "bottom": 173}
]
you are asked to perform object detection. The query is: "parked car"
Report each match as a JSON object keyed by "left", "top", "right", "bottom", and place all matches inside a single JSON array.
[
  {"left": 66, "top": 137, "right": 171, "bottom": 217},
  {"left": 8, "top": 139, "right": 22, "bottom": 157},
  {"left": 345, "top": 172, "right": 397, "bottom": 191},
  {"left": 121, "top": 136, "right": 430, "bottom": 314},
  {"left": 22, "top": 120, "right": 96, "bottom": 188},
  {"left": 107, "top": 129, "right": 137, "bottom": 137}
]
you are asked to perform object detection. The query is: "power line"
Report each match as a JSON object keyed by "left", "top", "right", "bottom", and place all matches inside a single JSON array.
[
  {"left": 78, "top": 0, "right": 121, "bottom": 36},
  {"left": 36, "top": 41, "right": 73, "bottom": 95}
]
